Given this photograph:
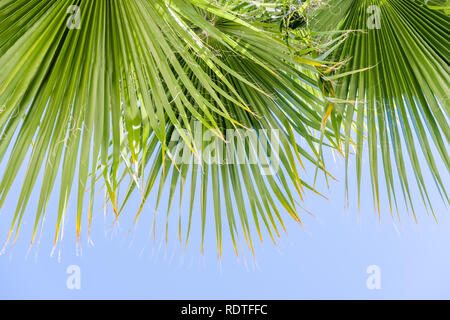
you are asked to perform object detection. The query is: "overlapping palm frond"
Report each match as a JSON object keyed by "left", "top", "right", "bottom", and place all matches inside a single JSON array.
[
  {"left": 0, "top": 0, "right": 336, "bottom": 255},
  {"left": 310, "top": 0, "right": 449, "bottom": 218},
  {"left": 0, "top": 0, "right": 448, "bottom": 257}
]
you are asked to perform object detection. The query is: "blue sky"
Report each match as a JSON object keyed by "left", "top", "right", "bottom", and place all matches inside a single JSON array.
[{"left": 0, "top": 144, "right": 449, "bottom": 300}]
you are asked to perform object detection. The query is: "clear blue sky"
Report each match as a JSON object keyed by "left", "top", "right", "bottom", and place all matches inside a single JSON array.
[{"left": 0, "top": 144, "right": 449, "bottom": 300}]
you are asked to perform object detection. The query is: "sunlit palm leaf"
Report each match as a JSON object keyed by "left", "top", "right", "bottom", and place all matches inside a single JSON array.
[
  {"left": 0, "top": 0, "right": 333, "bottom": 255},
  {"left": 311, "top": 0, "right": 449, "bottom": 218}
]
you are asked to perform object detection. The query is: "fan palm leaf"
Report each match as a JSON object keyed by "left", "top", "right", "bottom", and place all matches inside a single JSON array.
[
  {"left": 310, "top": 0, "right": 449, "bottom": 218},
  {"left": 0, "top": 0, "right": 448, "bottom": 257},
  {"left": 0, "top": 0, "right": 336, "bottom": 255}
]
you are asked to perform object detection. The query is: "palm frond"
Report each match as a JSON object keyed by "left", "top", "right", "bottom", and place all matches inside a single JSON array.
[
  {"left": 0, "top": 0, "right": 448, "bottom": 257},
  {"left": 311, "top": 0, "right": 449, "bottom": 217},
  {"left": 0, "top": 0, "right": 334, "bottom": 255}
]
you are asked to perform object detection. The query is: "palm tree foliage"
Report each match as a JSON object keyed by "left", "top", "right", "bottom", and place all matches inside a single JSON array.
[
  {"left": 0, "top": 0, "right": 448, "bottom": 256},
  {"left": 310, "top": 0, "right": 449, "bottom": 219}
]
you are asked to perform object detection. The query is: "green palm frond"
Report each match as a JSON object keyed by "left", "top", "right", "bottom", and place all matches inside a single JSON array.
[
  {"left": 0, "top": 0, "right": 448, "bottom": 257},
  {"left": 425, "top": 0, "right": 450, "bottom": 13},
  {"left": 311, "top": 0, "right": 449, "bottom": 217},
  {"left": 0, "top": 0, "right": 336, "bottom": 256}
]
